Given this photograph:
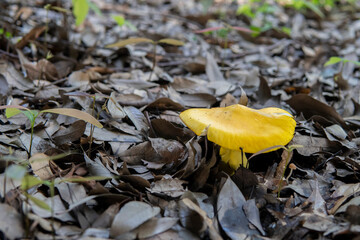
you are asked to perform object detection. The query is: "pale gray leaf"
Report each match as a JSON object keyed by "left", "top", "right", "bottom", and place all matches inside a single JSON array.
[
  {"left": 123, "top": 106, "right": 148, "bottom": 132},
  {"left": 110, "top": 201, "right": 160, "bottom": 237},
  {"left": 0, "top": 203, "right": 25, "bottom": 240},
  {"left": 206, "top": 52, "right": 225, "bottom": 82},
  {"left": 243, "top": 199, "right": 265, "bottom": 235},
  {"left": 217, "top": 176, "right": 258, "bottom": 240},
  {"left": 136, "top": 217, "right": 178, "bottom": 239}
]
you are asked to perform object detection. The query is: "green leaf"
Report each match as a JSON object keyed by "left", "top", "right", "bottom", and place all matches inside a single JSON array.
[
  {"left": 72, "top": 0, "right": 89, "bottom": 26},
  {"left": 124, "top": 21, "right": 137, "bottom": 31},
  {"left": 158, "top": 38, "right": 185, "bottom": 46},
  {"left": 249, "top": 26, "right": 261, "bottom": 37},
  {"left": 21, "top": 110, "right": 38, "bottom": 123},
  {"left": 5, "top": 108, "right": 22, "bottom": 118},
  {"left": 0, "top": 105, "right": 31, "bottom": 117},
  {"left": 24, "top": 192, "right": 51, "bottom": 211},
  {"left": 302, "top": 1, "right": 325, "bottom": 18},
  {"left": 236, "top": 4, "right": 255, "bottom": 18},
  {"left": 41, "top": 108, "right": 103, "bottom": 128},
  {"left": 324, "top": 57, "right": 343, "bottom": 66},
  {"left": 348, "top": 60, "right": 360, "bottom": 66},
  {"left": 5, "top": 165, "right": 27, "bottom": 180},
  {"left": 87, "top": 0, "right": 102, "bottom": 16},
  {"left": 280, "top": 27, "right": 292, "bottom": 35},
  {"left": 106, "top": 38, "right": 154, "bottom": 48},
  {"left": 21, "top": 175, "right": 43, "bottom": 190},
  {"left": 216, "top": 28, "right": 229, "bottom": 39},
  {"left": 112, "top": 15, "right": 125, "bottom": 26}
]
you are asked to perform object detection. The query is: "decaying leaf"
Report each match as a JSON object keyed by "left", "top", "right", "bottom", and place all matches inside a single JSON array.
[
  {"left": 29, "top": 153, "right": 53, "bottom": 180},
  {"left": 148, "top": 175, "right": 187, "bottom": 198}
]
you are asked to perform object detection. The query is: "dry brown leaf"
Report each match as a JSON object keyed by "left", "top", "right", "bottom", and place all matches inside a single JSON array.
[{"left": 29, "top": 153, "right": 53, "bottom": 180}]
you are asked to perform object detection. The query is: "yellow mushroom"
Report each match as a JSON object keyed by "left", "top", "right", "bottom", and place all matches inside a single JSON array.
[{"left": 179, "top": 104, "right": 296, "bottom": 170}]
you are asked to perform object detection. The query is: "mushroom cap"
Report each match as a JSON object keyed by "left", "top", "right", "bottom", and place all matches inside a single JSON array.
[{"left": 179, "top": 104, "right": 296, "bottom": 153}]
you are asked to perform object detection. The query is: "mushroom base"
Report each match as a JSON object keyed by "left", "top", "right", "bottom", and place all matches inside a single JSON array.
[{"left": 219, "top": 147, "right": 248, "bottom": 170}]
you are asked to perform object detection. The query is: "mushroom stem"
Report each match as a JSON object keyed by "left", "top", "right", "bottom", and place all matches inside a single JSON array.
[{"left": 220, "top": 147, "right": 248, "bottom": 170}]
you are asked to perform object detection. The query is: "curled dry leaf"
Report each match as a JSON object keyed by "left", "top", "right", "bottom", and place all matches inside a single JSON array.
[
  {"left": 148, "top": 175, "right": 187, "bottom": 198},
  {"left": 107, "top": 92, "right": 126, "bottom": 119},
  {"left": 29, "top": 153, "right": 53, "bottom": 180},
  {"left": 180, "top": 198, "right": 222, "bottom": 240}
]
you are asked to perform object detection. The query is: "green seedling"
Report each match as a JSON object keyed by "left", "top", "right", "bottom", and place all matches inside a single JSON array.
[
  {"left": 200, "top": 0, "right": 214, "bottom": 13},
  {"left": 112, "top": 15, "right": 137, "bottom": 31},
  {"left": 195, "top": 25, "right": 252, "bottom": 65},
  {"left": 195, "top": 25, "right": 252, "bottom": 49},
  {"left": 2, "top": 152, "right": 111, "bottom": 238},
  {"left": 0, "top": 28, "right": 13, "bottom": 39},
  {"left": 63, "top": 91, "right": 112, "bottom": 154},
  {"left": 237, "top": 2, "right": 292, "bottom": 37},
  {"left": 237, "top": 1, "right": 276, "bottom": 19},
  {"left": 0, "top": 105, "right": 103, "bottom": 157},
  {"left": 283, "top": 0, "right": 324, "bottom": 18},
  {"left": 106, "top": 37, "right": 184, "bottom": 81},
  {"left": 324, "top": 56, "right": 360, "bottom": 67},
  {"left": 72, "top": 0, "right": 101, "bottom": 26},
  {"left": 324, "top": 57, "right": 360, "bottom": 89}
]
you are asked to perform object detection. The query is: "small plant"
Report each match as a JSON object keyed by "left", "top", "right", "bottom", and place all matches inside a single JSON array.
[
  {"left": 195, "top": 25, "right": 252, "bottom": 49},
  {"left": 2, "top": 152, "right": 110, "bottom": 239},
  {"left": 106, "top": 37, "right": 184, "bottom": 81},
  {"left": 282, "top": 0, "right": 325, "bottom": 18},
  {"left": 195, "top": 25, "right": 252, "bottom": 65},
  {"left": 324, "top": 56, "right": 360, "bottom": 68},
  {"left": 324, "top": 56, "right": 360, "bottom": 89},
  {"left": 0, "top": 28, "right": 13, "bottom": 39},
  {"left": 237, "top": 1, "right": 292, "bottom": 37},
  {"left": 72, "top": 0, "right": 101, "bottom": 26},
  {"left": 112, "top": 15, "right": 137, "bottom": 31},
  {"left": 0, "top": 105, "right": 103, "bottom": 157}
]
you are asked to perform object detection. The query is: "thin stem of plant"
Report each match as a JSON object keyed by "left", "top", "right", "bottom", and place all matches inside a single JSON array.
[
  {"left": 50, "top": 180, "right": 55, "bottom": 240},
  {"left": 23, "top": 179, "right": 30, "bottom": 238},
  {"left": 2, "top": 159, "right": 8, "bottom": 202},
  {"left": 148, "top": 43, "right": 157, "bottom": 81},
  {"left": 87, "top": 97, "right": 96, "bottom": 155},
  {"left": 277, "top": 150, "right": 292, "bottom": 198},
  {"left": 29, "top": 122, "right": 35, "bottom": 158}
]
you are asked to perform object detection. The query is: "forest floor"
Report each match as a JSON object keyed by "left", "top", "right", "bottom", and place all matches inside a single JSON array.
[{"left": 1, "top": 0, "right": 360, "bottom": 239}]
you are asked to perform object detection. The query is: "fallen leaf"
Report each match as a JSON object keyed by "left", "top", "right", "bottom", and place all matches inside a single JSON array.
[
  {"left": 29, "top": 153, "right": 53, "bottom": 180},
  {"left": 148, "top": 175, "right": 187, "bottom": 198},
  {"left": 217, "top": 176, "right": 259, "bottom": 239},
  {"left": 135, "top": 217, "right": 179, "bottom": 238},
  {"left": 286, "top": 94, "right": 348, "bottom": 129},
  {"left": 110, "top": 201, "right": 160, "bottom": 237},
  {"left": 0, "top": 203, "right": 25, "bottom": 239}
]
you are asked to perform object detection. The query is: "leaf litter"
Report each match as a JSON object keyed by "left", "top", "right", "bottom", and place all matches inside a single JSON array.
[{"left": 0, "top": 0, "right": 360, "bottom": 239}]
